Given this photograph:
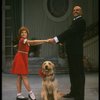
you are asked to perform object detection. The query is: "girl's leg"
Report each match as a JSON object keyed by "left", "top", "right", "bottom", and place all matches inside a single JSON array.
[
  {"left": 16, "top": 75, "right": 22, "bottom": 93},
  {"left": 16, "top": 75, "right": 27, "bottom": 99},
  {"left": 21, "top": 75, "right": 31, "bottom": 91},
  {"left": 22, "top": 75, "right": 36, "bottom": 100}
]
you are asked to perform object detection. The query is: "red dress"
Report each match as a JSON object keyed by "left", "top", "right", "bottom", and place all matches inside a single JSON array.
[{"left": 11, "top": 38, "right": 30, "bottom": 74}]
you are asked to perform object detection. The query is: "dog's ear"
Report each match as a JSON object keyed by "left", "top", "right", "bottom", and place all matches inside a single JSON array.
[
  {"left": 41, "top": 61, "right": 45, "bottom": 67},
  {"left": 52, "top": 62, "right": 55, "bottom": 68}
]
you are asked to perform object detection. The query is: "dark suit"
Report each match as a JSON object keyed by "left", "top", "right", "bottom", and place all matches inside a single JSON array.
[{"left": 57, "top": 16, "right": 86, "bottom": 100}]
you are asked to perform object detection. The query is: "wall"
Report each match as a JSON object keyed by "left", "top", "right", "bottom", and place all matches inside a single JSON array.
[
  {"left": 22, "top": 0, "right": 72, "bottom": 57},
  {"left": 22, "top": 0, "right": 99, "bottom": 58}
]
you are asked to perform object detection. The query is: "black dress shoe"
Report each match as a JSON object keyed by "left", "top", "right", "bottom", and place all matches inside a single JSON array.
[
  {"left": 63, "top": 93, "right": 74, "bottom": 98},
  {"left": 28, "top": 94, "right": 36, "bottom": 100}
]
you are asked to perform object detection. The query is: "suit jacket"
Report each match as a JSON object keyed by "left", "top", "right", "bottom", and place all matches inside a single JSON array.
[{"left": 57, "top": 16, "right": 86, "bottom": 55}]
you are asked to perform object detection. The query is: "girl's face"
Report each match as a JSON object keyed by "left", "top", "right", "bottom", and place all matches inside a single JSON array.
[{"left": 20, "top": 30, "right": 28, "bottom": 38}]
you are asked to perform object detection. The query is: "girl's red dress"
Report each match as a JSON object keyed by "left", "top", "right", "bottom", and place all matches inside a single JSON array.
[{"left": 10, "top": 38, "right": 30, "bottom": 74}]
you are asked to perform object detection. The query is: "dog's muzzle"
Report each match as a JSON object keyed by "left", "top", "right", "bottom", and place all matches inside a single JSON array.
[{"left": 44, "top": 65, "right": 50, "bottom": 72}]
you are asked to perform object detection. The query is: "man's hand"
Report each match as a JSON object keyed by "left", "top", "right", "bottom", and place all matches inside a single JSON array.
[{"left": 48, "top": 38, "right": 56, "bottom": 44}]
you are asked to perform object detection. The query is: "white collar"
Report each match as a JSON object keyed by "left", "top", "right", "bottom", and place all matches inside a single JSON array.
[{"left": 73, "top": 15, "right": 82, "bottom": 20}]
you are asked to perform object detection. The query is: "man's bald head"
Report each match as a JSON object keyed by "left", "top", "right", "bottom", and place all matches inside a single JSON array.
[{"left": 72, "top": 6, "right": 83, "bottom": 17}]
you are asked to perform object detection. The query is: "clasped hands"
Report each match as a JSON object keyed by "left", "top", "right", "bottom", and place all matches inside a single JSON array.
[
  {"left": 45, "top": 38, "right": 55, "bottom": 44},
  {"left": 46, "top": 38, "right": 63, "bottom": 45}
]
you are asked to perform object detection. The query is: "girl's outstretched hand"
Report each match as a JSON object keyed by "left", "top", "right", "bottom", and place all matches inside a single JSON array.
[{"left": 45, "top": 39, "right": 49, "bottom": 43}]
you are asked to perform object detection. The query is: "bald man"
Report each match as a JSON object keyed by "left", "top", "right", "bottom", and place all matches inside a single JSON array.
[{"left": 48, "top": 6, "right": 86, "bottom": 100}]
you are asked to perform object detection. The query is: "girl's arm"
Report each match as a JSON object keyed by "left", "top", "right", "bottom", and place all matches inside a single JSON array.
[{"left": 27, "top": 39, "right": 49, "bottom": 45}]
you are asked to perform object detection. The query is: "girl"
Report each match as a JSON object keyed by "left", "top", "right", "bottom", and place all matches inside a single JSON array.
[{"left": 10, "top": 26, "right": 48, "bottom": 100}]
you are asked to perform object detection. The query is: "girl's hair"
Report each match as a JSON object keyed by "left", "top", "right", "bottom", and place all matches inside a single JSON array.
[
  {"left": 18, "top": 26, "right": 29, "bottom": 39},
  {"left": 13, "top": 26, "right": 29, "bottom": 46}
]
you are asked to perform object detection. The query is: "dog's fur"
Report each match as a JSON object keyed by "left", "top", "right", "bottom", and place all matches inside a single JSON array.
[{"left": 40, "top": 61, "right": 64, "bottom": 100}]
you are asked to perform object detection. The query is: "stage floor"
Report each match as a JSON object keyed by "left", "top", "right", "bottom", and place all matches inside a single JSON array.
[{"left": 2, "top": 73, "right": 98, "bottom": 100}]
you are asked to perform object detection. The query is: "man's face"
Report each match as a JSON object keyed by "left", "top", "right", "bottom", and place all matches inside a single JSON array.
[{"left": 72, "top": 6, "right": 82, "bottom": 17}]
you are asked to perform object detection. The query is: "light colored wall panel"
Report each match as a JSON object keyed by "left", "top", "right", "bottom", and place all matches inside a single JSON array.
[
  {"left": 83, "top": 36, "right": 99, "bottom": 69},
  {"left": 23, "top": 0, "right": 72, "bottom": 57}
]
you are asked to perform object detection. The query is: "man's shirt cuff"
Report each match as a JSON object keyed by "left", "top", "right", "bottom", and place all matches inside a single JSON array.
[{"left": 53, "top": 37, "right": 59, "bottom": 43}]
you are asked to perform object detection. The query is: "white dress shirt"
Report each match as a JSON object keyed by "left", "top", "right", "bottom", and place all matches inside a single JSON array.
[{"left": 73, "top": 15, "right": 82, "bottom": 20}]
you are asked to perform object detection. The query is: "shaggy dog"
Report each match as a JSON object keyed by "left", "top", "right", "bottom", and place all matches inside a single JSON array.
[{"left": 39, "top": 61, "right": 64, "bottom": 100}]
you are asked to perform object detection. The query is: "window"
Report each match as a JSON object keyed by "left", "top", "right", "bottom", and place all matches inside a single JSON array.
[{"left": 43, "top": 0, "right": 72, "bottom": 22}]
